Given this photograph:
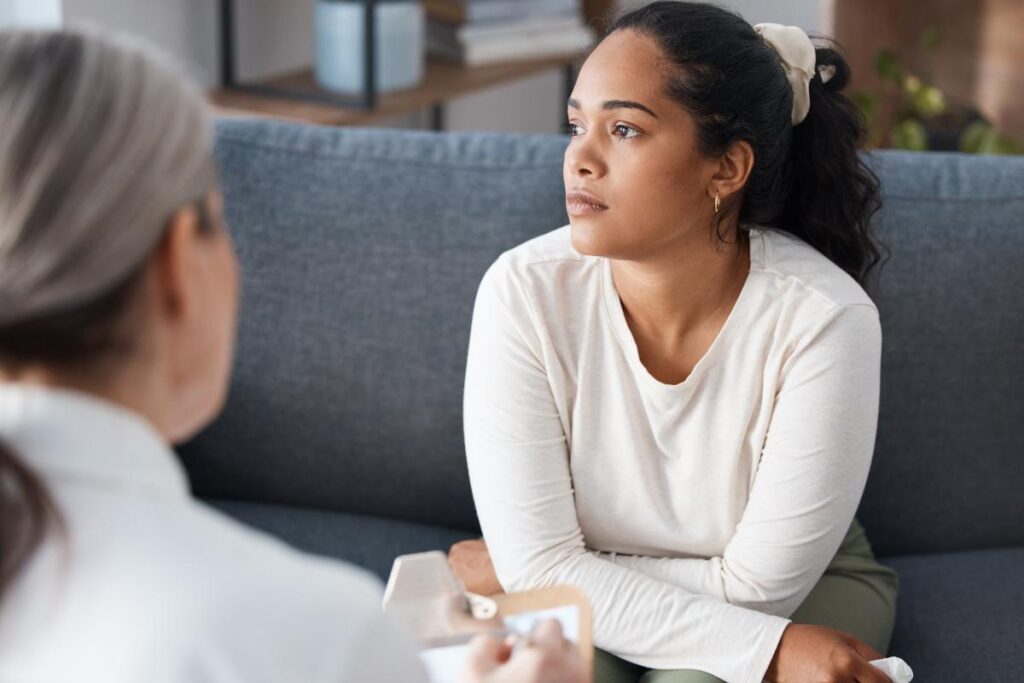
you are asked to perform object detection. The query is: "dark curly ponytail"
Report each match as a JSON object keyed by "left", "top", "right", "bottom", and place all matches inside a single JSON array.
[
  {"left": 780, "top": 45, "right": 885, "bottom": 286},
  {"left": 609, "top": 2, "right": 887, "bottom": 288}
]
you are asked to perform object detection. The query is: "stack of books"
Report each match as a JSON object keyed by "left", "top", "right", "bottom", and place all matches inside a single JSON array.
[{"left": 425, "top": 0, "right": 595, "bottom": 67}]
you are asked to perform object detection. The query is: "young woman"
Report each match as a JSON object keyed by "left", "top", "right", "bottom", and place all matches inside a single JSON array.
[
  {"left": 0, "top": 29, "right": 584, "bottom": 683},
  {"left": 452, "top": 3, "right": 899, "bottom": 683}
]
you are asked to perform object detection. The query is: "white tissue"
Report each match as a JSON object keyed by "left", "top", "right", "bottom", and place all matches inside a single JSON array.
[{"left": 870, "top": 656, "right": 914, "bottom": 682}]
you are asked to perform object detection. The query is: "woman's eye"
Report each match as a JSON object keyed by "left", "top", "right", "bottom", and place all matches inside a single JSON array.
[
  {"left": 568, "top": 122, "right": 584, "bottom": 136},
  {"left": 613, "top": 124, "right": 639, "bottom": 139}
]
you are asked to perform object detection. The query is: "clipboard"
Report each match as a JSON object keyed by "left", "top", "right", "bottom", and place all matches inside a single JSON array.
[
  {"left": 494, "top": 584, "right": 593, "bottom": 670},
  {"left": 383, "top": 551, "right": 592, "bottom": 682}
]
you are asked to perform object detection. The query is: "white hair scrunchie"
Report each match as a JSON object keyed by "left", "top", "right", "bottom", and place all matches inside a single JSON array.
[{"left": 753, "top": 22, "right": 834, "bottom": 126}]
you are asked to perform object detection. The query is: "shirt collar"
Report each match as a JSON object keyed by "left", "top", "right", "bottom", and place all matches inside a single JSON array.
[{"left": 0, "top": 383, "right": 190, "bottom": 501}]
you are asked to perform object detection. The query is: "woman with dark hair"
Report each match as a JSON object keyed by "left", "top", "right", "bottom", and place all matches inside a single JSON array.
[
  {"left": 453, "top": 3, "right": 899, "bottom": 682},
  {"left": 0, "top": 28, "right": 584, "bottom": 683}
]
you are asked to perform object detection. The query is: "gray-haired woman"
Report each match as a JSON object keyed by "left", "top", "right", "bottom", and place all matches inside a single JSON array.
[{"left": 0, "top": 29, "right": 584, "bottom": 683}]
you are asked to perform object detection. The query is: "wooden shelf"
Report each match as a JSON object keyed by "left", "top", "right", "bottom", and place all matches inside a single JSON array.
[{"left": 210, "top": 54, "right": 582, "bottom": 127}]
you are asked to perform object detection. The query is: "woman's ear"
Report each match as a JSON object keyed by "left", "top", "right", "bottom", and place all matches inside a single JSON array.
[
  {"left": 153, "top": 204, "right": 202, "bottom": 324},
  {"left": 709, "top": 140, "right": 755, "bottom": 201}
]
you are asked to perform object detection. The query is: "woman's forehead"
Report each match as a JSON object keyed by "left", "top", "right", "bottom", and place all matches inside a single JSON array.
[{"left": 572, "top": 31, "right": 672, "bottom": 113}]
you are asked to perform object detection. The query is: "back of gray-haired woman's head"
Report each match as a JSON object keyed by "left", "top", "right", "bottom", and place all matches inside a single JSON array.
[
  {"left": 0, "top": 28, "right": 218, "bottom": 606},
  {"left": 0, "top": 27, "right": 216, "bottom": 329}
]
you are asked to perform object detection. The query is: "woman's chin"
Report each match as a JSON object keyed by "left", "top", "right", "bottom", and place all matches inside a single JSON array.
[{"left": 570, "top": 218, "right": 616, "bottom": 257}]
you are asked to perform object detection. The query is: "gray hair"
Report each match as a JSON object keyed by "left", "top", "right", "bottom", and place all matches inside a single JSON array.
[{"left": 0, "top": 27, "right": 216, "bottom": 326}]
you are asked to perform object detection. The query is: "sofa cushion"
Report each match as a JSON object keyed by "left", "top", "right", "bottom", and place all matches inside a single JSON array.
[
  {"left": 884, "top": 547, "right": 1024, "bottom": 681},
  {"left": 856, "top": 151, "right": 1024, "bottom": 556},
  {"left": 179, "top": 121, "right": 569, "bottom": 532},
  {"left": 209, "top": 499, "right": 477, "bottom": 581}
]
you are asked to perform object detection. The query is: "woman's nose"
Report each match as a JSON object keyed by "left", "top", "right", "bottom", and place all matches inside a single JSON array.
[{"left": 566, "top": 139, "right": 605, "bottom": 179}]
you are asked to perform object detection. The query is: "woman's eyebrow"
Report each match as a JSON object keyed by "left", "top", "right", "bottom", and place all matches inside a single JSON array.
[{"left": 567, "top": 98, "right": 659, "bottom": 119}]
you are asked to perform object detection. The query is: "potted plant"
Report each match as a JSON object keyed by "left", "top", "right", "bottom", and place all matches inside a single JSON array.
[{"left": 851, "top": 27, "right": 1022, "bottom": 154}]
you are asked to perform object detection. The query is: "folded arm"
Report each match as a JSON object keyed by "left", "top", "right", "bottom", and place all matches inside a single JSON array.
[
  {"left": 463, "top": 259, "right": 793, "bottom": 683},
  {"left": 587, "top": 304, "right": 883, "bottom": 618}
]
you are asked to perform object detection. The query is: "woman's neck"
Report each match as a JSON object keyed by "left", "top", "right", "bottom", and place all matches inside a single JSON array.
[
  {"left": 0, "top": 361, "right": 171, "bottom": 442},
  {"left": 611, "top": 226, "right": 750, "bottom": 347}
]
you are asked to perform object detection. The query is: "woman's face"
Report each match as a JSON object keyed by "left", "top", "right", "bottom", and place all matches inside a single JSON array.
[{"left": 564, "top": 30, "right": 720, "bottom": 260}]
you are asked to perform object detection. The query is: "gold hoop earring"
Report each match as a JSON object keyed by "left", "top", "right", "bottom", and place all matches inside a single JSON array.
[{"left": 714, "top": 193, "right": 721, "bottom": 215}]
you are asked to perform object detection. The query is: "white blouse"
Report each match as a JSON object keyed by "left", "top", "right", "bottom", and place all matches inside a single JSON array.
[
  {"left": 0, "top": 385, "right": 427, "bottom": 683},
  {"left": 464, "top": 225, "right": 882, "bottom": 683}
]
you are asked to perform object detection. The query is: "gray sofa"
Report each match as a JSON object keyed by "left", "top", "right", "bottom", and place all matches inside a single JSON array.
[{"left": 178, "top": 118, "right": 1024, "bottom": 682}]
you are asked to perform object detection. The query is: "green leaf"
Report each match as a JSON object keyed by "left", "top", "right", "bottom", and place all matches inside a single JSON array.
[
  {"left": 959, "top": 122, "right": 1024, "bottom": 155},
  {"left": 960, "top": 120, "right": 990, "bottom": 153},
  {"left": 985, "top": 132, "right": 1023, "bottom": 155},
  {"left": 875, "top": 49, "right": 901, "bottom": 84},
  {"left": 891, "top": 119, "right": 928, "bottom": 151},
  {"left": 912, "top": 85, "right": 946, "bottom": 117},
  {"left": 977, "top": 128, "right": 1001, "bottom": 154},
  {"left": 921, "top": 27, "right": 942, "bottom": 50}
]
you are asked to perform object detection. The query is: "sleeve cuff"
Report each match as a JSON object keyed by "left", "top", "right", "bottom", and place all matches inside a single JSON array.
[{"left": 746, "top": 616, "right": 791, "bottom": 683}]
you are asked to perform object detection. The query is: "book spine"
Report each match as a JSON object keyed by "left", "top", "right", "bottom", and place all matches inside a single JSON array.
[
  {"left": 468, "top": 0, "right": 581, "bottom": 24},
  {"left": 462, "top": 26, "right": 593, "bottom": 66},
  {"left": 428, "top": 0, "right": 582, "bottom": 27},
  {"left": 457, "top": 15, "right": 584, "bottom": 41},
  {"left": 423, "top": 0, "right": 466, "bottom": 25}
]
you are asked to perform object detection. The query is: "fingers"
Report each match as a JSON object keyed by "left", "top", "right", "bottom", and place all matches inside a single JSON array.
[
  {"left": 843, "top": 636, "right": 889, "bottom": 683},
  {"left": 509, "top": 620, "right": 585, "bottom": 683},
  {"left": 463, "top": 620, "right": 584, "bottom": 683},
  {"left": 523, "top": 620, "right": 582, "bottom": 670},
  {"left": 810, "top": 634, "right": 888, "bottom": 683},
  {"left": 526, "top": 619, "right": 567, "bottom": 650},
  {"left": 853, "top": 657, "right": 893, "bottom": 683},
  {"left": 846, "top": 636, "right": 884, "bottom": 663},
  {"left": 463, "top": 633, "right": 513, "bottom": 678}
]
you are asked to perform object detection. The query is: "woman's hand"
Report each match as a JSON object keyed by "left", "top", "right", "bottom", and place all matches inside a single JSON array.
[
  {"left": 448, "top": 538, "right": 504, "bottom": 596},
  {"left": 460, "top": 619, "right": 587, "bottom": 683},
  {"left": 765, "top": 623, "right": 892, "bottom": 683}
]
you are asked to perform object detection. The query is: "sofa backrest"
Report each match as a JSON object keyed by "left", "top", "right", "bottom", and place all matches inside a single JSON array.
[
  {"left": 179, "top": 119, "right": 1024, "bottom": 557},
  {"left": 857, "top": 149, "right": 1024, "bottom": 555},
  {"left": 179, "top": 119, "right": 569, "bottom": 533}
]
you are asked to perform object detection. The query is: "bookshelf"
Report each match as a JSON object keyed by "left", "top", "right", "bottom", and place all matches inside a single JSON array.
[
  {"left": 211, "top": 55, "right": 580, "bottom": 130},
  {"left": 214, "top": 0, "right": 586, "bottom": 130}
]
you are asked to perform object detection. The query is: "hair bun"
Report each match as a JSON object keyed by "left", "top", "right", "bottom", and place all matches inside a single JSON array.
[{"left": 813, "top": 47, "right": 850, "bottom": 91}]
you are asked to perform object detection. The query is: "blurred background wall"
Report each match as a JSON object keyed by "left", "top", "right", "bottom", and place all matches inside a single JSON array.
[
  {"left": 56, "top": 0, "right": 832, "bottom": 133},
  {"left": 5, "top": 0, "right": 1020, "bottom": 143}
]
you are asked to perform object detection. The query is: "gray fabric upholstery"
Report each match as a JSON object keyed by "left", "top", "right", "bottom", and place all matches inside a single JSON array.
[
  {"left": 859, "top": 150, "right": 1024, "bottom": 556},
  {"left": 176, "top": 119, "right": 1024, "bottom": 680},
  {"left": 885, "top": 548, "right": 1024, "bottom": 681},
  {"left": 209, "top": 499, "right": 476, "bottom": 581},
  {"left": 179, "top": 121, "right": 569, "bottom": 531},
  {"left": 180, "top": 119, "right": 1024, "bottom": 556}
]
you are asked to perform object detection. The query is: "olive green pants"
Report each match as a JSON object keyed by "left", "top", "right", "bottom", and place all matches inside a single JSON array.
[{"left": 593, "top": 518, "right": 899, "bottom": 683}]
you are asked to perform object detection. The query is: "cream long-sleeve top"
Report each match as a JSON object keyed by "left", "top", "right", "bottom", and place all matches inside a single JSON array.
[
  {"left": 0, "top": 384, "right": 428, "bottom": 683},
  {"left": 463, "top": 224, "right": 883, "bottom": 683}
]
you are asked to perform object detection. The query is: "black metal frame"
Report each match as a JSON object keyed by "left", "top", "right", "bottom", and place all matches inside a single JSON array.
[
  {"left": 220, "top": 0, "right": 378, "bottom": 110},
  {"left": 562, "top": 62, "right": 577, "bottom": 135}
]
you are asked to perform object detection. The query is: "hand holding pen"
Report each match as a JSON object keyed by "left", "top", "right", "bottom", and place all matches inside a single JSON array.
[{"left": 460, "top": 619, "right": 587, "bottom": 683}]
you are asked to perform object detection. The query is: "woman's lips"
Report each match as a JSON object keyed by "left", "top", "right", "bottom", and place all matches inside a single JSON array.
[{"left": 566, "top": 190, "right": 609, "bottom": 217}]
